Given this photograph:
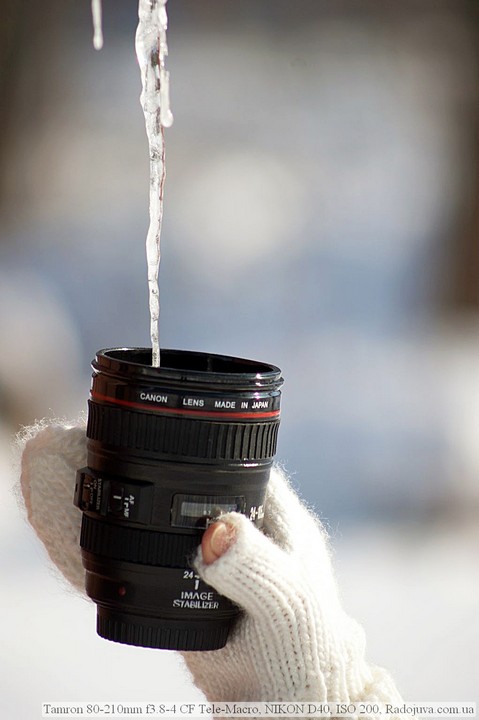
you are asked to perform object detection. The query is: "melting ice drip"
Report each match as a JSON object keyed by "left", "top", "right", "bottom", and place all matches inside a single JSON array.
[
  {"left": 91, "top": 0, "right": 173, "bottom": 367},
  {"left": 135, "top": 0, "right": 173, "bottom": 368},
  {"left": 91, "top": 0, "right": 103, "bottom": 50}
]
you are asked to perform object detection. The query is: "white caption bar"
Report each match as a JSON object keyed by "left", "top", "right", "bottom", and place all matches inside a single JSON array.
[{"left": 42, "top": 701, "right": 476, "bottom": 718}]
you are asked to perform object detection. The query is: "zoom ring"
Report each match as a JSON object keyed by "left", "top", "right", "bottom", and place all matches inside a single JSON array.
[
  {"left": 87, "top": 400, "right": 280, "bottom": 461},
  {"left": 80, "top": 514, "right": 199, "bottom": 568}
]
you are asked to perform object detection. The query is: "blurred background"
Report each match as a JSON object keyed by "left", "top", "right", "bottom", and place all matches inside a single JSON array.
[{"left": 1, "top": 0, "right": 478, "bottom": 716}]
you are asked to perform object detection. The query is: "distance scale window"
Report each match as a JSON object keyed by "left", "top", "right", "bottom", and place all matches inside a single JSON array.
[{"left": 171, "top": 494, "right": 245, "bottom": 529}]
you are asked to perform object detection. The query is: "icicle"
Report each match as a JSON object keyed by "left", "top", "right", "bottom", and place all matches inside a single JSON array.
[
  {"left": 91, "top": 0, "right": 103, "bottom": 51},
  {"left": 136, "top": 0, "right": 173, "bottom": 367}
]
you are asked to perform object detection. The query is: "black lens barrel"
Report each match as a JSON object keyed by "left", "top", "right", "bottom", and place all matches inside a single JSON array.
[{"left": 75, "top": 348, "right": 283, "bottom": 651}]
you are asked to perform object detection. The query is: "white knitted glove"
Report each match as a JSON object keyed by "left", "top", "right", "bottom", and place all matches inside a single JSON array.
[
  {"left": 19, "top": 420, "right": 87, "bottom": 594},
  {"left": 182, "top": 474, "right": 404, "bottom": 704},
  {"left": 19, "top": 420, "right": 405, "bottom": 707}
]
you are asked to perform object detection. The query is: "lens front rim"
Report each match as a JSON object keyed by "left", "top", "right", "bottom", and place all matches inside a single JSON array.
[{"left": 93, "top": 347, "right": 283, "bottom": 390}]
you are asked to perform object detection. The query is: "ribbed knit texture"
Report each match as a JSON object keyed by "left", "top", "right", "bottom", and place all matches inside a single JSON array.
[
  {"left": 182, "top": 473, "right": 405, "bottom": 708},
  {"left": 19, "top": 421, "right": 406, "bottom": 710},
  {"left": 19, "top": 421, "right": 86, "bottom": 593}
]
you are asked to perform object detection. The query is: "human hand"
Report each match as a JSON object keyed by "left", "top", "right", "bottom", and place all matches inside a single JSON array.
[
  {"left": 19, "top": 420, "right": 405, "bottom": 706},
  {"left": 182, "top": 471, "right": 404, "bottom": 704}
]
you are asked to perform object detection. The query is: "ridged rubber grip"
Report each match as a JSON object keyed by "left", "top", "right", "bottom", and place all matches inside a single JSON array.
[
  {"left": 97, "top": 609, "right": 231, "bottom": 650},
  {"left": 87, "top": 400, "right": 280, "bottom": 462},
  {"left": 80, "top": 515, "right": 199, "bottom": 568}
]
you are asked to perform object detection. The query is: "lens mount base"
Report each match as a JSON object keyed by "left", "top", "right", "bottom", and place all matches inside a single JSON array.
[{"left": 96, "top": 606, "right": 233, "bottom": 651}]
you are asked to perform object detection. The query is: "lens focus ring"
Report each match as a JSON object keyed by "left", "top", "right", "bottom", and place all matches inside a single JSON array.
[
  {"left": 87, "top": 400, "right": 280, "bottom": 462},
  {"left": 80, "top": 515, "right": 199, "bottom": 567}
]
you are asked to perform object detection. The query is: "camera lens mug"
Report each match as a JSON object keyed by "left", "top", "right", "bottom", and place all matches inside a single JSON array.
[{"left": 74, "top": 348, "right": 283, "bottom": 651}]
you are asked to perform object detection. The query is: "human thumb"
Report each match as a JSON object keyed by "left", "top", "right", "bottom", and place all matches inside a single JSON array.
[
  {"left": 193, "top": 512, "right": 304, "bottom": 622},
  {"left": 201, "top": 520, "right": 238, "bottom": 564}
]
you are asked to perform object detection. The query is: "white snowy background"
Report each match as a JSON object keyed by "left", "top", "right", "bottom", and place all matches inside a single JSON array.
[{"left": 0, "top": 1, "right": 478, "bottom": 717}]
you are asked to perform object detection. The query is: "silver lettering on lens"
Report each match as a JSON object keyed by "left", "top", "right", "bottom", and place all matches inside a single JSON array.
[
  {"left": 139, "top": 392, "right": 168, "bottom": 402},
  {"left": 172, "top": 591, "right": 220, "bottom": 610},
  {"left": 249, "top": 504, "right": 264, "bottom": 521},
  {"left": 95, "top": 477, "right": 102, "bottom": 511},
  {"left": 182, "top": 397, "right": 205, "bottom": 407}
]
